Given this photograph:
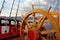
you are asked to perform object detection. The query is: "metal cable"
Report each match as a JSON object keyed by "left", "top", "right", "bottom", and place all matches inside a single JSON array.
[
  {"left": 9, "top": 0, "right": 15, "bottom": 18},
  {"left": 0, "top": 0, "right": 5, "bottom": 14},
  {"left": 15, "top": 0, "right": 20, "bottom": 20}
]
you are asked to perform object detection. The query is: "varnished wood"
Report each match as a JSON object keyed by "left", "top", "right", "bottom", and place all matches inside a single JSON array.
[{"left": 20, "top": 9, "right": 60, "bottom": 40}]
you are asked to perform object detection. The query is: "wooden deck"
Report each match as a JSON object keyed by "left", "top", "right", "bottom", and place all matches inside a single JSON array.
[
  {"left": 7, "top": 37, "right": 20, "bottom": 40},
  {"left": 1, "top": 36, "right": 20, "bottom": 40}
]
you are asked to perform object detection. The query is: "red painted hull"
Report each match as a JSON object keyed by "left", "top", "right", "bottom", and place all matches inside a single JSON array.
[{"left": 0, "top": 23, "right": 20, "bottom": 39}]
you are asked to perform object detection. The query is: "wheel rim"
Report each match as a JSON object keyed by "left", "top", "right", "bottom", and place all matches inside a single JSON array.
[{"left": 20, "top": 9, "right": 60, "bottom": 40}]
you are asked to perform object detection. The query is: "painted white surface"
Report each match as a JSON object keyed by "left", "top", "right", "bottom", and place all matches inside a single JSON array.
[{"left": 1, "top": 26, "right": 9, "bottom": 34}]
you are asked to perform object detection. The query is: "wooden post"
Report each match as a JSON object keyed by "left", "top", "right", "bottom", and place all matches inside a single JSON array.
[{"left": 32, "top": 5, "right": 34, "bottom": 9}]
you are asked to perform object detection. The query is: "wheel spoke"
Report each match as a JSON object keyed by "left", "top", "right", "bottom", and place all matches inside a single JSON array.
[
  {"left": 41, "top": 29, "right": 55, "bottom": 34},
  {"left": 41, "top": 37, "right": 47, "bottom": 40},
  {"left": 37, "top": 16, "right": 46, "bottom": 30},
  {"left": 23, "top": 30, "right": 28, "bottom": 33},
  {"left": 25, "top": 19, "right": 32, "bottom": 29},
  {"left": 32, "top": 13, "right": 36, "bottom": 27}
]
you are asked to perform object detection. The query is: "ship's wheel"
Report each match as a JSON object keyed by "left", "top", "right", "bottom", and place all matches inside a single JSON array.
[{"left": 20, "top": 8, "right": 60, "bottom": 40}]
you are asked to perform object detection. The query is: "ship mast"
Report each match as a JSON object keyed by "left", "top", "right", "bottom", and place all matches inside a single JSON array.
[
  {"left": 15, "top": 0, "right": 20, "bottom": 20},
  {"left": 9, "top": 0, "right": 15, "bottom": 19},
  {"left": 14, "top": 0, "right": 20, "bottom": 29},
  {"left": 0, "top": 0, "right": 5, "bottom": 14}
]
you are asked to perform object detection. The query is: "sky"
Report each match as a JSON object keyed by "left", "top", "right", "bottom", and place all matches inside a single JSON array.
[{"left": 0, "top": 0, "right": 59, "bottom": 17}]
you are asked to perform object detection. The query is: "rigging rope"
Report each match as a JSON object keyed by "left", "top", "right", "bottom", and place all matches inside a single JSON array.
[{"left": 0, "top": 0, "right": 5, "bottom": 14}]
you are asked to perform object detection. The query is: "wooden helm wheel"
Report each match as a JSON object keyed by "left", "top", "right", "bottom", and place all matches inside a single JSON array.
[{"left": 20, "top": 9, "right": 60, "bottom": 40}]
